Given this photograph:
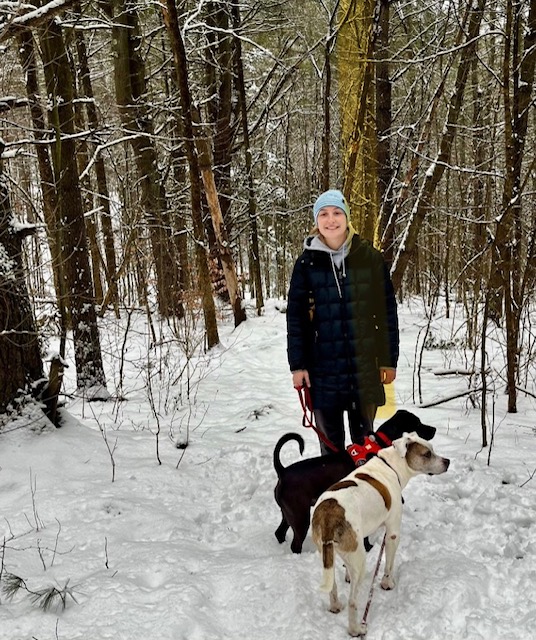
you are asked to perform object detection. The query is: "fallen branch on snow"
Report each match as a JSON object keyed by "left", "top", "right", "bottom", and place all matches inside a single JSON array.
[{"left": 419, "top": 387, "right": 483, "bottom": 408}]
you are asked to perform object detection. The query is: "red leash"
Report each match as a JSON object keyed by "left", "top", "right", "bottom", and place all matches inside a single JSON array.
[
  {"left": 295, "top": 386, "right": 339, "bottom": 453},
  {"left": 361, "top": 533, "right": 386, "bottom": 629}
]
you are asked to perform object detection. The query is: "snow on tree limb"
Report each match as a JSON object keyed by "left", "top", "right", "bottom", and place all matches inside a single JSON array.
[{"left": 0, "top": 0, "right": 77, "bottom": 43}]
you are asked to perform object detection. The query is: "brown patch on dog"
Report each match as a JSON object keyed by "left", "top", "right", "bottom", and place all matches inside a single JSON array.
[
  {"left": 329, "top": 479, "right": 358, "bottom": 491},
  {"left": 354, "top": 473, "right": 392, "bottom": 510},
  {"left": 405, "top": 442, "right": 429, "bottom": 467},
  {"left": 312, "top": 498, "right": 358, "bottom": 555}
]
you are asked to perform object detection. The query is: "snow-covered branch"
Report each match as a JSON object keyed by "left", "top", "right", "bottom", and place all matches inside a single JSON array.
[{"left": 0, "top": 0, "right": 77, "bottom": 42}]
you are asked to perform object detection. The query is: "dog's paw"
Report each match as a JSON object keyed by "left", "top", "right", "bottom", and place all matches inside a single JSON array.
[
  {"left": 274, "top": 522, "right": 288, "bottom": 544},
  {"left": 329, "top": 599, "right": 343, "bottom": 614},
  {"left": 348, "top": 622, "right": 367, "bottom": 636},
  {"left": 290, "top": 539, "right": 303, "bottom": 554},
  {"left": 380, "top": 575, "right": 395, "bottom": 590}
]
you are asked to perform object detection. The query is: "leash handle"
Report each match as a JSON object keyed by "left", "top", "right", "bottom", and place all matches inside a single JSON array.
[
  {"left": 295, "top": 386, "right": 339, "bottom": 453},
  {"left": 296, "top": 385, "right": 314, "bottom": 426}
]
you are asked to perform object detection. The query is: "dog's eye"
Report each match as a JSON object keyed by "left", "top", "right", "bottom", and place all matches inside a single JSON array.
[{"left": 424, "top": 451, "right": 432, "bottom": 458}]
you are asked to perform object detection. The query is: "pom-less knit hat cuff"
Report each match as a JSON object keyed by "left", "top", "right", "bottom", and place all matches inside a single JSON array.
[{"left": 313, "top": 189, "right": 350, "bottom": 224}]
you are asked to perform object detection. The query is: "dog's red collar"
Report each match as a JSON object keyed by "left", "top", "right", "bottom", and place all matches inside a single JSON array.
[{"left": 346, "top": 433, "right": 392, "bottom": 467}]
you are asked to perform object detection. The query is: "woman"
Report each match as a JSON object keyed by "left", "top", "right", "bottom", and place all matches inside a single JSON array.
[{"left": 287, "top": 189, "right": 399, "bottom": 454}]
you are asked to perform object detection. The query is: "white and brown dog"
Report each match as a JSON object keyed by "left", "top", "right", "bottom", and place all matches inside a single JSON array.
[{"left": 311, "top": 432, "right": 450, "bottom": 637}]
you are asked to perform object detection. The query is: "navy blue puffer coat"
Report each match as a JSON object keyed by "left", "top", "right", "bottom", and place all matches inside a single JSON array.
[{"left": 287, "top": 235, "right": 399, "bottom": 410}]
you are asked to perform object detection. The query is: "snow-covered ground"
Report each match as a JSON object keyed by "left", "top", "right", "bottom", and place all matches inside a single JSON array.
[{"left": 1, "top": 299, "right": 535, "bottom": 640}]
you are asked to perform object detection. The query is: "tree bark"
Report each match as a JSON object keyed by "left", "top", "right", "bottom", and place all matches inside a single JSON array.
[
  {"left": 205, "top": 2, "right": 235, "bottom": 230},
  {"left": 231, "top": 0, "right": 264, "bottom": 315},
  {"left": 17, "top": 30, "right": 67, "bottom": 323},
  {"left": 161, "top": 0, "right": 220, "bottom": 348},
  {"left": 72, "top": 1, "right": 119, "bottom": 316},
  {"left": 194, "top": 122, "right": 247, "bottom": 327},
  {"left": 65, "top": 33, "right": 104, "bottom": 306},
  {"left": 103, "top": 0, "right": 183, "bottom": 318},
  {"left": 0, "top": 140, "right": 44, "bottom": 412},
  {"left": 319, "top": 11, "right": 336, "bottom": 193},
  {"left": 489, "top": 0, "right": 536, "bottom": 412},
  {"left": 339, "top": 0, "right": 380, "bottom": 240},
  {"left": 375, "top": 0, "right": 393, "bottom": 259},
  {"left": 39, "top": 16, "right": 108, "bottom": 395},
  {"left": 390, "top": 0, "right": 486, "bottom": 291}
]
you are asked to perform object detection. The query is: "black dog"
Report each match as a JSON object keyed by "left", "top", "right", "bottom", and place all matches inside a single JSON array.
[{"left": 273, "top": 409, "right": 437, "bottom": 553}]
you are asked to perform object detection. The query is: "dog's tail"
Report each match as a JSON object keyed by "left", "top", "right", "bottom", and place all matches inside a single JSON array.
[
  {"left": 273, "top": 433, "right": 305, "bottom": 477},
  {"left": 319, "top": 541, "right": 335, "bottom": 592}
]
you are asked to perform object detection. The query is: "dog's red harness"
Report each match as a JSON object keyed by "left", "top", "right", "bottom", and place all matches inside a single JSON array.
[{"left": 346, "top": 432, "right": 392, "bottom": 467}]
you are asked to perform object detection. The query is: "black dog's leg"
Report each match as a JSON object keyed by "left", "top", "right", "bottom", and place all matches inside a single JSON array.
[
  {"left": 289, "top": 513, "right": 311, "bottom": 554},
  {"left": 275, "top": 516, "right": 289, "bottom": 544},
  {"left": 290, "top": 535, "right": 304, "bottom": 554}
]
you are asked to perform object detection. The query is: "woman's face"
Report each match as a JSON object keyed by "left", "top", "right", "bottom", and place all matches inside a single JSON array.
[{"left": 316, "top": 206, "right": 347, "bottom": 249}]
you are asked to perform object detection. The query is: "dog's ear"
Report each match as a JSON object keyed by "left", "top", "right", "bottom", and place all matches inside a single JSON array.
[{"left": 393, "top": 432, "right": 418, "bottom": 457}]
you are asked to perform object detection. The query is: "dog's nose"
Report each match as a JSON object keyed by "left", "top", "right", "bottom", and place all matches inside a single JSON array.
[{"left": 444, "top": 458, "right": 451, "bottom": 469}]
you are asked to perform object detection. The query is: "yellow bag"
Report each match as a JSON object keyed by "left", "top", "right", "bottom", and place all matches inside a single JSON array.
[{"left": 377, "top": 382, "right": 396, "bottom": 419}]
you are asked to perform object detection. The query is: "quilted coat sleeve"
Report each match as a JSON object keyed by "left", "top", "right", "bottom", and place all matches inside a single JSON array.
[
  {"left": 286, "top": 255, "right": 313, "bottom": 372},
  {"left": 373, "top": 257, "right": 399, "bottom": 368}
]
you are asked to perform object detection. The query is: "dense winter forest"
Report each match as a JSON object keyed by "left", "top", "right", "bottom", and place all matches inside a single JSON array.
[{"left": 0, "top": 0, "right": 535, "bottom": 424}]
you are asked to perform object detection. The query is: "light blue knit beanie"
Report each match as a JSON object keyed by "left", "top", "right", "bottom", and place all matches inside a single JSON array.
[{"left": 313, "top": 189, "right": 350, "bottom": 225}]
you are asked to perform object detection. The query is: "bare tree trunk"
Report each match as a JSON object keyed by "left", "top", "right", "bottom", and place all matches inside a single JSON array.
[
  {"left": 0, "top": 140, "right": 44, "bottom": 412},
  {"left": 202, "top": 2, "right": 231, "bottom": 300},
  {"left": 65, "top": 35, "right": 103, "bottom": 306},
  {"left": 39, "top": 17, "right": 108, "bottom": 395},
  {"left": 102, "top": 0, "right": 183, "bottom": 319},
  {"left": 379, "top": 65, "right": 450, "bottom": 258},
  {"left": 17, "top": 30, "right": 67, "bottom": 323},
  {"left": 391, "top": 0, "right": 486, "bottom": 291},
  {"left": 161, "top": 0, "right": 220, "bottom": 348},
  {"left": 169, "top": 120, "right": 192, "bottom": 294},
  {"left": 205, "top": 2, "right": 235, "bottom": 229},
  {"left": 231, "top": 0, "right": 264, "bottom": 314},
  {"left": 489, "top": 0, "right": 536, "bottom": 412},
  {"left": 72, "top": 1, "right": 119, "bottom": 316},
  {"left": 320, "top": 20, "right": 335, "bottom": 192},
  {"left": 468, "top": 52, "right": 488, "bottom": 346},
  {"left": 339, "top": 0, "right": 380, "bottom": 240},
  {"left": 194, "top": 124, "right": 247, "bottom": 327},
  {"left": 376, "top": 0, "right": 393, "bottom": 258}
]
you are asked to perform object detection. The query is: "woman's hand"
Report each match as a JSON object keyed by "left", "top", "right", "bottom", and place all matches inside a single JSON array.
[
  {"left": 380, "top": 368, "right": 396, "bottom": 384},
  {"left": 292, "top": 369, "right": 311, "bottom": 389}
]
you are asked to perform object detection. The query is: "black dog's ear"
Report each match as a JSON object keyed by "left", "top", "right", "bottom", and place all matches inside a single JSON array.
[
  {"left": 420, "top": 424, "right": 436, "bottom": 440},
  {"left": 408, "top": 412, "right": 437, "bottom": 441}
]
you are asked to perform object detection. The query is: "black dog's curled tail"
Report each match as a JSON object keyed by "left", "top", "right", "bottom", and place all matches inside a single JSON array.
[{"left": 273, "top": 433, "right": 305, "bottom": 477}]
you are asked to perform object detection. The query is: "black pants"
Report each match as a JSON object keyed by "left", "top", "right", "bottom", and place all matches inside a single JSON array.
[{"left": 314, "top": 403, "right": 377, "bottom": 455}]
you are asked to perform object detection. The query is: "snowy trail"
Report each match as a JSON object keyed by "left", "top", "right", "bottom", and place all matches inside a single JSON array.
[{"left": 1, "top": 302, "right": 535, "bottom": 639}]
